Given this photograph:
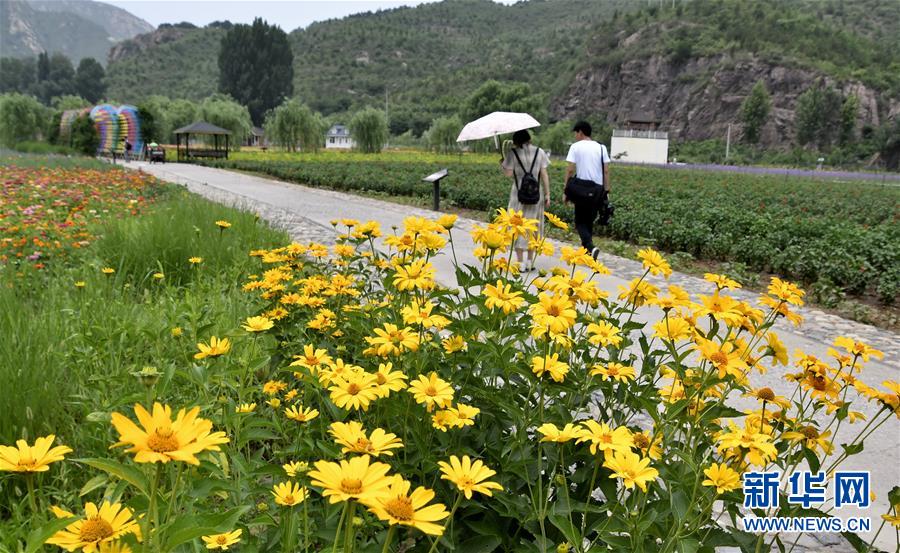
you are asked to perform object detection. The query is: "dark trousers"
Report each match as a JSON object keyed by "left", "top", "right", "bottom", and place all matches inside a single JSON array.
[{"left": 573, "top": 189, "right": 608, "bottom": 250}]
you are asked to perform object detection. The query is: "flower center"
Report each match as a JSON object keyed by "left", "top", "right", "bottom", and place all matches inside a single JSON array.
[
  {"left": 18, "top": 455, "right": 35, "bottom": 468},
  {"left": 384, "top": 496, "right": 415, "bottom": 521},
  {"left": 811, "top": 376, "right": 828, "bottom": 391},
  {"left": 282, "top": 494, "right": 296, "bottom": 505},
  {"left": 216, "top": 536, "right": 228, "bottom": 545},
  {"left": 608, "top": 367, "right": 620, "bottom": 376},
  {"left": 633, "top": 434, "right": 650, "bottom": 449},
  {"left": 79, "top": 517, "right": 114, "bottom": 542},
  {"left": 341, "top": 478, "right": 363, "bottom": 495},
  {"left": 546, "top": 305, "right": 561, "bottom": 316},
  {"left": 710, "top": 352, "right": 729, "bottom": 366},
  {"left": 424, "top": 386, "right": 438, "bottom": 396},
  {"left": 757, "top": 387, "right": 776, "bottom": 401},
  {"left": 147, "top": 428, "right": 179, "bottom": 452},
  {"left": 458, "top": 477, "right": 475, "bottom": 489},
  {"left": 376, "top": 373, "right": 387, "bottom": 384},
  {"left": 355, "top": 438, "right": 372, "bottom": 452},
  {"left": 346, "top": 383, "right": 362, "bottom": 395},
  {"left": 802, "top": 426, "right": 820, "bottom": 439}
]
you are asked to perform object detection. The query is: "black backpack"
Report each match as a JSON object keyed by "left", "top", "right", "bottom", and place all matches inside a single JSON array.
[{"left": 512, "top": 147, "right": 541, "bottom": 205}]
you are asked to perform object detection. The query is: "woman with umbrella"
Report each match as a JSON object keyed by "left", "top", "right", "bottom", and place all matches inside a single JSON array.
[{"left": 500, "top": 129, "right": 550, "bottom": 271}]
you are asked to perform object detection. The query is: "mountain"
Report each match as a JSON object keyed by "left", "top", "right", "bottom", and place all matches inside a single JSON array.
[
  {"left": 0, "top": 0, "right": 153, "bottom": 64},
  {"left": 102, "top": 0, "right": 900, "bottom": 147}
]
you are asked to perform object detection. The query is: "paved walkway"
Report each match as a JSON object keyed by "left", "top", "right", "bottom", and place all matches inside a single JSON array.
[{"left": 128, "top": 161, "right": 898, "bottom": 551}]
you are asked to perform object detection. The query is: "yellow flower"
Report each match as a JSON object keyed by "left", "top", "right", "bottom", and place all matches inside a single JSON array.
[
  {"left": 373, "top": 362, "right": 408, "bottom": 396},
  {"left": 101, "top": 267, "right": 115, "bottom": 275},
  {"left": 576, "top": 421, "right": 632, "bottom": 456},
  {"left": 201, "top": 529, "right": 241, "bottom": 550},
  {"left": 194, "top": 336, "right": 231, "bottom": 359},
  {"left": 437, "top": 455, "right": 503, "bottom": 499},
  {"left": 782, "top": 426, "right": 834, "bottom": 455},
  {"left": 494, "top": 208, "right": 538, "bottom": 238},
  {"left": 537, "top": 423, "right": 579, "bottom": 443},
  {"left": 328, "top": 373, "right": 381, "bottom": 411},
  {"left": 483, "top": 280, "right": 526, "bottom": 314},
  {"left": 152, "top": 272, "right": 164, "bottom": 280},
  {"left": 704, "top": 273, "right": 741, "bottom": 291},
  {"left": 761, "top": 331, "right": 788, "bottom": 366},
  {"left": 586, "top": 321, "right": 622, "bottom": 347},
  {"left": 284, "top": 405, "right": 319, "bottom": 423},
  {"left": 436, "top": 214, "right": 458, "bottom": 229},
  {"left": 531, "top": 353, "right": 570, "bottom": 383},
  {"left": 767, "top": 276, "right": 805, "bottom": 306},
  {"left": 0, "top": 435, "right": 71, "bottom": 473},
  {"left": 544, "top": 211, "right": 568, "bottom": 230},
  {"left": 630, "top": 430, "right": 663, "bottom": 459},
  {"left": 637, "top": 247, "right": 671, "bottom": 278},
  {"left": 308, "top": 455, "right": 393, "bottom": 504},
  {"left": 283, "top": 461, "right": 309, "bottom": 477},
  {"left": 529, "top": 292, "right": 577, "bottom": 337},
  {"left": 882, "top": 512, "right": 900, "bottom": 529},
  {"left": 241, "top": 316, "right": 273, "bottom": 332},
  {"left": 408, "top": 372, "right": 454, "bottom": 411},
  {"left": 400, "top": 300, "right": 449, "bottom": 329},
  {"left": 329, "top": 421, "right": 404, "bottom": 457},
  {"left": 262, "top": 380, "right": 288, "bottom": 395},
  {"left": 715, "top": 422, "right": 777, "bottom": 467},
  {"left": 46, "top": 501, "right": 140, "bottom": 553},
  {"left": 652, "top": 316, "right": 693, "bottom": 342},
  {"left": 235, "top": 403, "right": 256, "bottom": 414},
  {"left": 75, "top": 281, "right": 86, "bottom": 288},
  {"left": 364, "top": 476, "right": 449, "bottom": 536},
  {"left": 290, "top": 345, "right": 333, "bottom": 373},
  {"left": 602, "top": 450, "right": 659, "bottom": 492},
  {"left": 109, "top": 403, "right": 228, "bottom": 465},
  {"left": 272, "top": 481, "right": 308, "bottom": 506},
  {"left": 188, "top": 257, "right": 203, "bottom": 264},
  {"left": 696, "top": 339, "right": 748, "bottom": 381},
  {"left": 833, "top": 336, "right": 884, "bottom": 363},
  {"left": 393, "top": 259, "right": 435, "bottom": 291},
  {"left": 442, "top": 335, "right": 468, "bottom": 353},
  {"left": 590, "top": 362, "right": 636, "bottom": 383},
  {"left": 364, "top": 323, "right": 420, "bottom": 357},
  {"left": 215, "top": 220, "right": 232, "bottom": 229},
  {"left": 170, "top": 326, "right": 183, "bottom": 337},
  {"left": 617, "top": 278, "right": 658, "bottom": 307},
  {"left": 702, "top": 463, "right": 741, "bottom": 494}
]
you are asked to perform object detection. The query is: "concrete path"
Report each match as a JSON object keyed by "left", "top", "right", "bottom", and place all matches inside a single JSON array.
[{"left": 127, "top": 161, "right": 898, "bottom": 551}]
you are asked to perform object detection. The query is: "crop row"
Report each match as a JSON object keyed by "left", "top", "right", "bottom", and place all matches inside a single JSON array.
[{"left": 202, "top": 156, "right": 900, "bottom": 303}]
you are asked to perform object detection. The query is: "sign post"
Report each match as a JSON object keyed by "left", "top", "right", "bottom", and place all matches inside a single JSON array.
[{"left": 422, "top": 169, "right": 448, "bottom": 211}]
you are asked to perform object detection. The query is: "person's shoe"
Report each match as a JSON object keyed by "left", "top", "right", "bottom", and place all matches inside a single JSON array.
[{"left": 591, "top": 247, "right": 601, "bottom": 261}]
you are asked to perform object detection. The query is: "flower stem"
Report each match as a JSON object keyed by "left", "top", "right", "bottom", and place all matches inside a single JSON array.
[
  {"left": 331, "top": 502, "right": 349, "bottom": 553},
  {"left": 381, "top": 526, "right": 396, "bottom": 553},
  {"left": 25, "top": 473, "right": 37, "bottom": 513},
  {"left": 427, "top": 493, "right": 462, "bottom": 553}
]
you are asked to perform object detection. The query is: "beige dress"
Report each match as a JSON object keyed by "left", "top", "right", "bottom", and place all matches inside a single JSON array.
[{"left": 502, "top": 144, "right": 549, "bottom": 249}]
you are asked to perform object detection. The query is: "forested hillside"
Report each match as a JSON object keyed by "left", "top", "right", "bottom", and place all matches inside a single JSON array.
[{"left": 98, "top": 0, "right": 900, "bottom": 148}]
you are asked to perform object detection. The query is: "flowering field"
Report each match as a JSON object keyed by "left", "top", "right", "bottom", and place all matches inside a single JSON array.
[
  {"left": 203, "top": 151, "right": 900, "bottom": 305},
  {"left": 3, "top": 165, "right": 898, "bottom": 553},
  {"left": 0, "top": 156, "right": 164, "bottom": 272}
]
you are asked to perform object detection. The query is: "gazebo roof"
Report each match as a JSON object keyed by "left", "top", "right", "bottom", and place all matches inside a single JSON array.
[{"left": 173, "top": 121, "right": 232, "bottom": 135}]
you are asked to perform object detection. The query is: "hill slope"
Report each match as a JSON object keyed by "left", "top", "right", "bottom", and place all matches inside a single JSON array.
[
  {"left": 103, "top": 0, "right": 899, "bottom": 146},
  {"left": 0, "top": 0, "right": 153, "bottom": 64}
]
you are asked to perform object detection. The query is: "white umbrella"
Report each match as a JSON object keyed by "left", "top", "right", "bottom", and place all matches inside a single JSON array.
[{"left": 456, "top": 111, "right": 541, "bottom": 146}]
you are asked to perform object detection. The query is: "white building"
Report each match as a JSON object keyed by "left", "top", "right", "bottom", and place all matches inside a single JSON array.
[
  {"left": 610, "top": 130, "right": 669, "bottom": 164},
  {"left": 609, "top": 114, "right": 669, "bottom": 164},
  {"left": 325, "top": 124, "right": 354, "bottom": 149}
]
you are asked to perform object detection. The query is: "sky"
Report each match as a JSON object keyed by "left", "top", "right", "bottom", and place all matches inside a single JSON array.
[{"left": 105, "top": 0, "right": 517, "bottom": 33}]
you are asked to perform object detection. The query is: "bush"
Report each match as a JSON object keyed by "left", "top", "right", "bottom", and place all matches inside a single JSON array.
[
  {"left": 0, "top": 93, "right": 45, "bottom": 146},
  {"left": 70, "top": 113, "right": 99, "bottom": 154}
]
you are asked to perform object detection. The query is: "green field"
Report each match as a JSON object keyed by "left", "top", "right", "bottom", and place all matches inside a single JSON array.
[{"left": 204, "top": 151, "right": 900, "bottom": 305}]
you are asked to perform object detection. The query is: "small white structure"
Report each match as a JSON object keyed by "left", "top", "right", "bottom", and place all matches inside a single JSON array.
[
  {"left": 610, "top": 130, "right": 669, "bottom": 164},
  {"left": 326, "top": 124, "right": 354, "bottom": 149}
]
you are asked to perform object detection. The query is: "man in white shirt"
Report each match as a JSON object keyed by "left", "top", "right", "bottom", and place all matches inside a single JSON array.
[{"left": 564, "top": 121, "right": 611, "bottom": 259}]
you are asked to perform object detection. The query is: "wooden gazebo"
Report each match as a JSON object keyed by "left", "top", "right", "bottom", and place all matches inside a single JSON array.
[{"left": 174, "top": 121, "right": 232, "bottom": 161}]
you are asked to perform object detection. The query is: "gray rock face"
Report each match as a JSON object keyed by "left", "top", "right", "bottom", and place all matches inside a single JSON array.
[{"left": 551, "top": 53, "right": 898, "bottom": 149}]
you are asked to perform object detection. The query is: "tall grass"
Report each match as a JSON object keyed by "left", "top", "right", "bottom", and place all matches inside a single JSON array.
[{"left": 0, "top": 193, "right": 288, "bottom": 450}]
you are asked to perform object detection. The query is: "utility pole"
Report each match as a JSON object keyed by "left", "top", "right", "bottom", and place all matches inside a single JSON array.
[{"left": 725, "top": 123, "right": 731, "bottom": 161}]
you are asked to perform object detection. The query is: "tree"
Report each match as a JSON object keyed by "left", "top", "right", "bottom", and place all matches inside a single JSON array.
[
  {"left": 75, "top": 58, "right": 106, "bottom": 104},
  {"left": 200, "top": 94, "right": 252, "bottom": 147},
  {"left": 839, "top": 95, "right": 859, "bottom": 145},
  {"left": 218, "top": 18, "right": 293, "bottom": 125},
  {"left": 460, "top": 80, "right": 545, "bottom": 123},
  {"left": 0, "top": 57, "right": 36, "bottom": 94},
  {"left": 137, "top": 105, "right": 161, "bottom": 144},
  {"left": 740, "top": 80, "right": 771, "bottom": 144},
  {"left": 349, "top": 108, "right": 388, "bottom": 153},
  {"left": 425, "top": 116, "right": 461, "bottom": 153},
  {"left": 51, "top": 95, "right": 89, "bottom": 110},
  {"left": 70, "top": 113, "right": 99, "bottom": 154},
  {"left": 264, "top": 98, "right": 325, "bottom": 152},
  {"left": 165, "top": 98, "right": 198, "bottom": 142},
  {"left": 538, "top": 120, "right": 575, "bottom": 157},
  {"left": 795, "top": 87, "right": 823, "bottom": 146},
  {"left": 0, "top": 93, "right": 45, "bottom": 146}
]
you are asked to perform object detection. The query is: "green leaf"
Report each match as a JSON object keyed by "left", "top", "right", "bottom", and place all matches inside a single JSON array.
[
  {"left": 840, "top": 531, "right": 869, "bottom": 553},
  {"left": 25, "top": 516, "right": 80, "bottom": 553},
  {"left": 887, "top": 485, "right": 900, "bottom": 507},
  {"left": 76, "top": 458, "right": 148, "bottom": 494},
  {"left": 841, "top": 442, "right": 864, "bottom": 456},
  {"left": 678, "top": 538, "right": 700, "bottom": 553},
  {"left": 160, "top": 506, "right": 250, "bottom": 552},
  {"left": 79, "top": 474, "right": 109, "bottom": 497},
  {"left": 458, "top": 534, "right": 501, "bottom": 553},
  {"left": 802, "top": 447, "right": 821, "bottom": 474}
]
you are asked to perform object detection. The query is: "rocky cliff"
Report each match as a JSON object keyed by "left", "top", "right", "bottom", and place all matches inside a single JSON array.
[
  {"left": 107, "top": 27, "right": 194, "bottom": 65},
  {"left": 553, "top": 49, "right": 899, "bottom": 148}
]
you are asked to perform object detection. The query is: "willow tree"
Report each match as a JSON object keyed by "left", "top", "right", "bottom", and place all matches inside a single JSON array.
[{"left": 349, "top": 108, "right": 388, "bottom": 154}]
